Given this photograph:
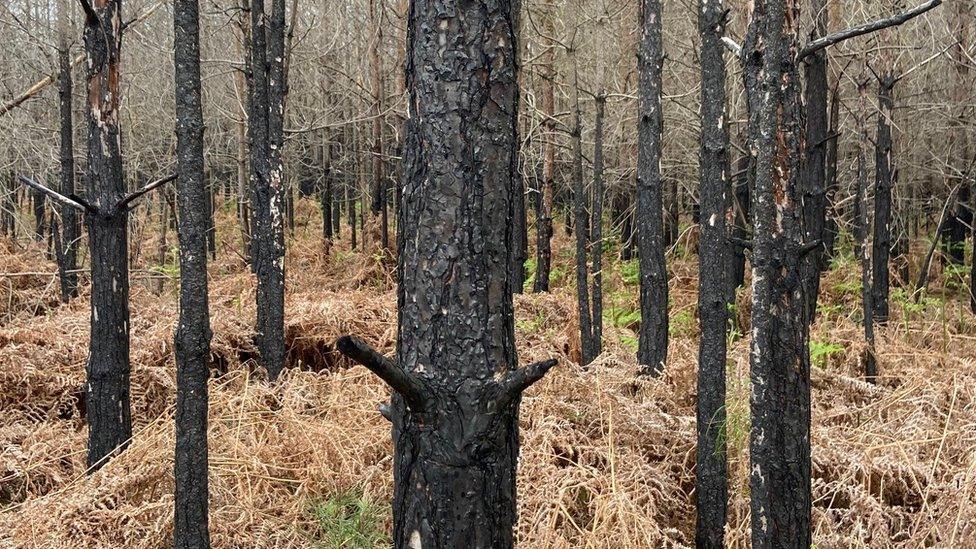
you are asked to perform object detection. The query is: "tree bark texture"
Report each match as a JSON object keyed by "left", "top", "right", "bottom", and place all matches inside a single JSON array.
[
  {"left": 872, "top": 75, "right": 895, "bottom": 323},
  {"left": 636, "top": 0, "right": 669, "bottom": 375},
  {"left": 742, "top": 0, "right": 812, "bottom": 544},
  {"left": 173, "top": 0, "right": 213, "bottom": 545},
  {"left": 82, "top": 0, "right": 133, "bottom": 470},
  {"left": 696, "top": 0, "right": 729, "bottom": 545},
  {"left": 341, "top": 0, "right": 555, "bottom": 545}
]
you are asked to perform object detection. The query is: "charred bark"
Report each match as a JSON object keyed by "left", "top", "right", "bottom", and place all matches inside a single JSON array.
[
  {"left": 248, "top": 0, "right": 287, "bottom": 379},
  {"left": 636, "top": 0, "right": 669, "bottom": 375},
  {"left": 855, "top": 80, "right": 877, "bottom": 383},
  {"left": 590, "top": 94, "right": 606, "bottom": 359},
  {"left": 173, "top": 0, "right": 212, "bottom": 544},
  {"left": 696, "top": 0, "right": 730, "bottom": 544},
  {"left": 56, "top": 3, "right": 78, "bottom": 304},
  {"left": 534, "top": 11, "right": 556, "bottom": 294},
  {"left": 742, "top": 0, "right": 812, "bottom": 544},
  {"left": 81, "top": 0, "right": 133, "bottom": 470},
  {"left": 872, "top": 74, "right": 896, "bottom": 323},
  {"left": 338, "top": 0, "right": 554, "bottom": 544},
  {"left": 800, "top": 0, "right": 830, "bottom": 321}
]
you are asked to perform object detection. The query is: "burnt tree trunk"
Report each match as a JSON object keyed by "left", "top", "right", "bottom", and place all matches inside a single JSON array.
[
  {"left": 534, "top": 10, "right": 556, "bottom": 294},
  {"left": 800, "top": 0, "right": 830, "bottom": 321},
  {"left": 82, "top": 0, "right": 133, "bottom": 470},
  {"left": 872, "top": 74, "right": 896, "bottom": 323},
  {"left": 512, "top": 159, "right": 527, "bottom": 293},
  {"left": 742, "top": 0, "right": 812, "bottom": 544},
  {"left": 590, "top": 94, "right": 606, "bottom": 359},
  {"left": 636, "top": 0, "right": 669, "bottom": 375},
  {"left": 822, "top": 84, "right": 841, "bottom": 262},
  {"left": 729, "top": 148, "right": 751, "bottom": 296},
  {"left": 570, "top": 60, "right": 593, "bottom": 366},
  {"left": 368, "top": 0, "right": 388, "bottom": 249},
  {"left": 56, "top": 6, "right": 78, "bottom": 301},
  {"left": 173, "top": 0, "right": 212, "bottom": 544},
  {"left": 696, "top": 0, "right": 729, "bottom": 545},
  {"left": 248, "top": 0, "right": 287, "bottom": 379},
  {"left": 338, "top": 0, "right": 555, "bottom": 544},
  {"left": 855, "top": 80, "right": 877, "bottom": 383}
]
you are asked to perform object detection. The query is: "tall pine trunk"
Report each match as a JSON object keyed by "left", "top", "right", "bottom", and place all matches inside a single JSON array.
[
  {"left": 173, "top": 0, "right": 212, "bottom": 544},
  {"left": 636, "top": 0, "right": 669, "bottom": 375},
  {"left": 696, "top": 0, "right": 729, "bottom": 544},
  {"left": 338, "top": 0, "right": 554, "bottom": 543},
  {"left": 743, "top": 0, "right": 811, "bottom": 544},
  {"left": 56, "top": 2, "right": 79, "bottom": 301},
  {"left": 248, "top": 0, "right": 287, "bottom": 379},
  {"left": 81, "top": 0, "right": 133, "bottom": 469},
  {"left": 872, "top": 74, "right": 896, "bottom": 323}
]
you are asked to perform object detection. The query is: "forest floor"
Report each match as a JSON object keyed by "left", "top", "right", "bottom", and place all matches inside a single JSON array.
[{"left": 0, "top": 200, "right": 974, "bottom": 548}]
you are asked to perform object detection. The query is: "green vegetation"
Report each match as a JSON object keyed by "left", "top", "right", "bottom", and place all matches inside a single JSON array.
[{"left": 307, "top": 490, "right": 389, "bottom": 548}]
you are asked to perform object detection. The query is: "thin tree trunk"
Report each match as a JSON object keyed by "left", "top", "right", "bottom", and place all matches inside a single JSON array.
[
  {"left": 800, "top": 0, "right": 831, "bottom": 321},
  {"left": 696, "top": 0, "right": 729, "bottom": 543},
  {"left": 249, "top": 0, "right": 287, "bottom": 379},
  {"left": 872, "top": 74, "right": 896, "bottom": 323},
  {"left": 534, "top": 6, "right": 556, "bottom": 293},
  {"left": 82, "top": 0, "right": 133, "bottom": 470},
  {"left": 742, "top": 0, "right": 811, "bottom": 544},
  {"left": 571, "top": 61, "right": 593, "bottom": 366},
  {"left": 590, "top": 94, "right": 606, "bottom": 359},
  {"left": 822, "top": 84, "right": 841, "bottom": 262},
  {"left": 337, "top": 0, "right": 554, "bottom": 543},
  {"left": 855, "top": 79, "right": 877, "bottom": 384},
  {"left": 368, "top": 0, "right": 387, "bottom": 249},
  {"left": 173, "top": 0, "right": 212, "bottom": 543},
  {"left": 636, "top": 0, "right": 669, "bottom": 375}
]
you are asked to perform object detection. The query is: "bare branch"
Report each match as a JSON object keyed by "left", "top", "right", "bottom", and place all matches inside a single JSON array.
[
  {"left": 336, "top": 335, "right": 430, "bottom": 411},
  {"left": 798, "top": 0, "right": 943, "bottom": 61},
  {"left": 120, "top": 173, "right": 176, "bottom": 210},
  {"left": 17, "top": 175, "right": 90, "bottom": 213},
  {"left": 496, "top": 358, "right": 558, "bottom": 408}
]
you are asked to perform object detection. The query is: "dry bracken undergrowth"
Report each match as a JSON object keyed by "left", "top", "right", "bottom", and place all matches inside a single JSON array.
[{"left": 1, "top": 205, "right": 974, "bottom": 548}]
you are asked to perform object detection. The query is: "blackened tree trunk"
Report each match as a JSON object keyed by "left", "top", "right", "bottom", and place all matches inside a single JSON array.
[
  {"left": 57, "top": 0, "right": 78, "bottom": 302},
  {"left": 534, "top": 10, "right": 556, "bottom": 294},
  {"left": 800, "top": 0, "right": 830, "bottom": 321},
  {"left": 248, "top": 0, "right": 287, "bottom": 379},
  {"left": 32, "top": 187, "right": 46, "bottom": 242},
  {"left": 337, "top": 0, "right": 555, "bottom": 544},
  {"left": 173, "top": 0, "right": 212, "bottom": 544},
  {"left": 696, "top": 0, "right": 729, "bottom": 545},
  {"left": 742, "top": 0, "right": 811, "bottom": 544},
  {"left": 590, "top": 94, "right": 606, "bottom": 359},
  {"left": 322, "top": 141, "right": 334, "bottom": 253},
  {"left": 855, "top": 80, "right": 877, "bottom": 383},
  {"left": 872, "top": 74, "right": 896, "bottom": 324},
  {"left": 822, "top": 84, "right": 841, "bottom": 262},
  {"left": 636, "top": 0, "right": 669, "bottom": 375},
  {"left": 368, "top": 0, "right": 388, "bottom": 249},
  {"left": 571, "top": 62, "right": 594, "bottom": 366},
  {"left": 347, "top": 184, "right": 357, "bottom": 250},
  {"left": 82, "top": 0, "right": 133, "bottom": 469}
]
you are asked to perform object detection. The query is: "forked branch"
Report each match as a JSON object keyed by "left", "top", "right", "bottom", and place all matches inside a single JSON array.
[{"left": 496, "top": 358, "right": 558, "bottom": 409}]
